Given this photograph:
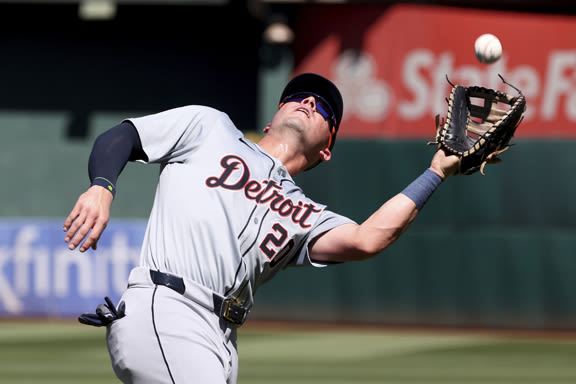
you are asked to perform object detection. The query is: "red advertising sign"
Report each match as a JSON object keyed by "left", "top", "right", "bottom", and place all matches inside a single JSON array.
[{"left": 293, "top": 4, "right": 576, "bottom": 138}]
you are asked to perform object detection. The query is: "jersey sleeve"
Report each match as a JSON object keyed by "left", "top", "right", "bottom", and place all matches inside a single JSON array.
[
  {"left": 289, "top": 209, "right": 356, "bottom": 268},
  {"left": 126, "top": 105, "right": 230, "bottom": 164}
]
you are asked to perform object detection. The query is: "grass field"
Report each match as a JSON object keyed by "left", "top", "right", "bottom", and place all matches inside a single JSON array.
[{"left": 1, "top": 320, "right": 576, "bottom": 383}]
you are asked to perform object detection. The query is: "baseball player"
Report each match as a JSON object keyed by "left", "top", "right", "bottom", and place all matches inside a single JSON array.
[{"left": 64, "top": 73, "right": 460, "bottom": 383}]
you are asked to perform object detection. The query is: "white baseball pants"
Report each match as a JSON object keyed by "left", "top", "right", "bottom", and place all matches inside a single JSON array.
[{"left": 106, "top": 268, "right": 239, "bottom": 384}]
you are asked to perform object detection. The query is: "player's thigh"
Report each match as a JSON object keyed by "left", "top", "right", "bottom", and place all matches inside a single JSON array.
[
  {"left": 152, "top": 288, "right": 237, "bottom": 383},
  {"left": 106, "top": 287, "right": 173, "bottom": 383},
  {"left": 107, "top": 286, "right": 236, "bottom": 384}
]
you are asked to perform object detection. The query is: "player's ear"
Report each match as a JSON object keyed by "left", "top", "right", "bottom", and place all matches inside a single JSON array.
[{"left": 319, "top": 147, "right": 331, "bottom": 162}]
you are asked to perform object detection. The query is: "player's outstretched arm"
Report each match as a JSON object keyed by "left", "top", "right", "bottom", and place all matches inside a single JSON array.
[
  {"left": 310, "top": 149, "right": 459, "bottom": 263},
  {"left": 309, "top": 193, "right": 419, "bottom": 263},
  {"left": 64, "top": 185, "right": 113, "bottom": 252}
]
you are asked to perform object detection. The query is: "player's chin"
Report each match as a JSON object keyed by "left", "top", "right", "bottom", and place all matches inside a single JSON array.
[{"left": 282, "top": 117, "right": 310, "bottom": 135}]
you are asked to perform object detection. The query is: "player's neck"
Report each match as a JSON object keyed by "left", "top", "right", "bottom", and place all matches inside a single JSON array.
[{"left": 257, "top": 136, "right": 308, "bottom": 176}]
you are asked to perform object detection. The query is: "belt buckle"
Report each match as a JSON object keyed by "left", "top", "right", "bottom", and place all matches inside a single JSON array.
[{"left": 221, "top": 298, "right": 247, "bottom": 326}]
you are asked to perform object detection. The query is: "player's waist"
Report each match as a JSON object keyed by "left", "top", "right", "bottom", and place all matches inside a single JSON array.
[{"left": 127, "top": 266, "right": 250, "bottom": 327}]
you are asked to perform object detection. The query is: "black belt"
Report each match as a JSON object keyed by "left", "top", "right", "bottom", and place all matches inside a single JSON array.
[{"left": 149, "top": 270, "right": 248, "bottom": 326}]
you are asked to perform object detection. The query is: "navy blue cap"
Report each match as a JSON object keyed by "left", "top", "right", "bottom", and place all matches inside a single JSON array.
[{"left": 280, "top": 73, "right": 343, "bottom": 133}]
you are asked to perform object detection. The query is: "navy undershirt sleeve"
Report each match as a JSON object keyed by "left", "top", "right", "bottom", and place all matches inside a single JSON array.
[{"left": 88, "top": 121, "right": 146, "bottom": 197}]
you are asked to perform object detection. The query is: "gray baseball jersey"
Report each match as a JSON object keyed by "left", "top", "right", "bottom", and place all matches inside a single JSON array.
[
  {"left": 105, "top": 105, "right": 354, "bottom": 383},
  {"left": 129, "top": 105, "right": 354, "bottom": 306}
]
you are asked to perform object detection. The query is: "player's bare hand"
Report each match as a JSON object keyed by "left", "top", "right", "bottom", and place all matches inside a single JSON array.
[
  {"left": 429, "top": 147, "right": 460, "bottom": 179},
  {"left": 63, "top": 185, "right": 113, "bottom": 252}
]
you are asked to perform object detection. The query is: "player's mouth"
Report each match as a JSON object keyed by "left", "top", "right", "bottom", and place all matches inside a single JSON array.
[{"left": 296, "top": 107, "right": 310, "bottom": 118}]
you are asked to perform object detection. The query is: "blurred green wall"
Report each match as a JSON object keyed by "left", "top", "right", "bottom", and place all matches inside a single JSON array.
[
  {"left": 252, "top": 139, "right": 576, "bottom": 329},
  {"left": 0, "top": 112, "right": 158, "bottom": 219},
  {"left": 3, "top": 116, "right": 575, "bottom": 329}
]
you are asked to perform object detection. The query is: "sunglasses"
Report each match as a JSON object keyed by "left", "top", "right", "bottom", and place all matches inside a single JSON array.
[{"left": 279, "top": 92, "right": 337, "bottom": 148}]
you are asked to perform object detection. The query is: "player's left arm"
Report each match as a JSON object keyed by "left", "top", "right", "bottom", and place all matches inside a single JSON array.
[
  {"left": 309, "top": 148, "right": 459, "bottom": 263},
  {"left": 309, "top": 194, "right": 418, "bottom": 263}
]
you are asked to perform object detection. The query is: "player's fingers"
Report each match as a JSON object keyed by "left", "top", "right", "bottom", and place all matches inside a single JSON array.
[
  {"left": 83, "top": 220, "right": 108, "bottom": 252},
  {"left": 67, "top": 216, "right": 95, "bottom": 251},
  {"left": 65, "top": 186, "right": 113, "bottom": 251},
  {"left": 63, "top": 205, "right": 82, "bottom": 233},
  {"left": 63, "top": 193, "right": 91, "bottom": 241},
  {"left": 64, "top": 211, "right": 85, "bottom": 245}
]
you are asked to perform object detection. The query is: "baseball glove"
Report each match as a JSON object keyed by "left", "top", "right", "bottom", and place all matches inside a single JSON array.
[{"left": 430, "top": 75, "right": 526, "bottom": 175}]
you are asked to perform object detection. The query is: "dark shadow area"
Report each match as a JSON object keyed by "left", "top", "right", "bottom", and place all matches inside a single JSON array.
[{"left": 0, "top": 3, "right": 263, "bottom": 138}]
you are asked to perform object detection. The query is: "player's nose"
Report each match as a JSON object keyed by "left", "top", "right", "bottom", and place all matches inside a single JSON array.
[{"left": 301, "top": 96, "right": 317, "bottom": 111}]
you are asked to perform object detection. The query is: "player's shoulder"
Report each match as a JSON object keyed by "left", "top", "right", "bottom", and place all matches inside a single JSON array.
[
  {"left": 168, "top": 105, "right": 229, "bottom": 119},
  {"left": 185, "top": 105, "right": 237, "bottom": 127}
]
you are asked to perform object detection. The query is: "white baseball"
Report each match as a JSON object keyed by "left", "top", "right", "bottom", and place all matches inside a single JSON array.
[{"left": 474, "top": 33, "right": 502, "bottom": 64}]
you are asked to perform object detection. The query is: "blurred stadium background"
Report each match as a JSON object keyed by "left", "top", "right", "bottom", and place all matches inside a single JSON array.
[{"left": 1, "top": 2, "right": 576, "bottom": 379}]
